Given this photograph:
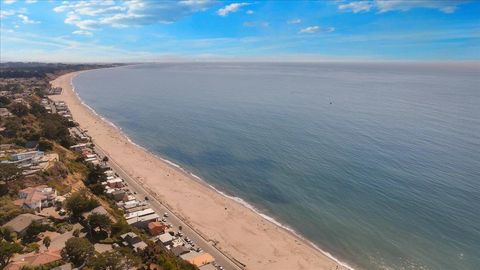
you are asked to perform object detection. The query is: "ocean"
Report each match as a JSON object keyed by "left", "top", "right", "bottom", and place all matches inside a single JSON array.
[{"left": 73, "top": 62, "right": 480, "bottom": 270}]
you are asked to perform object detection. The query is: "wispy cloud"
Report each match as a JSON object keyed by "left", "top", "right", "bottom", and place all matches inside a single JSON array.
[
  {"left": 246, "top": 10, "right": 254, "bottom": 15},
  {"left": 3, "top": 0, "right": 16, "bottom": 4},
  {"left": 72, "top": 30, "right": 93, "bottom": 36},
  {"left": 337, "top": 0, "right": 466, "bottom": 14},
  {"left": 26, "top": 0, "right": 37, "bottom": 3},
  {"left": 54, "top": 0, "right": 214, "bottom": 31},
  {"left": 18, "top": 14, "right": 40, "bottom": 24},
  {"left": 299, "top": 26, "right": 320, "bottom": 34},
  {"left": 299, "top": 26, "right": 335, "bottom": 34},
  {"left": 217, "top": 2, "right": 250, "bottom": 17},
  {"left": 287, "top": 18, "right": 302, "bottom": 24}
]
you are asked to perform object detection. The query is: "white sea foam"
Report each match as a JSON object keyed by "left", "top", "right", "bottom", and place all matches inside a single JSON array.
[{"left": 69, "top": 72, "right": 356, "bottom": 270}]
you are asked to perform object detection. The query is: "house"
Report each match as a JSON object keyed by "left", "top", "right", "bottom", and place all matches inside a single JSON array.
[
  {"left": 120, "top": 232, "right": 147, "bottom": 251},
  {"left": 69, "top": 143, "right": 91, "bottom": 152},
  {"left": 180, "top": 252, "right": 215, "bottom": 267},
  {"left": 2, "top": 213, "right": 45, "bottom": 237},
  {"left": 148, "top": 221, "right": 168, "bottom": 236},
  {"left": 127, "top": 213, "right": 159, "bottom": 228},
  {"left": 125, "top": 208, "right": 155, "bottom": 220},
  {"left": 107, "top": 178, "right": 124, "bottom": 188},
  {"left": 5, "top": 250, "right": 62, "bottom": 270},
  {"left": 111, "top": 189, "right": 126, "bottom": 202},
  {"left": 2, "top": 151, "right": 44, "bottom": 169},
  {"left": 81, "top": 205, "right": 111, "bottom": 220},
  {"left": 171, "top": 245, "right": 190, "bottom": 257},
  {"left": 170, "top": 237, "right": 184, "bottom": 248},
  {"left": 0, "top": 108, "right": 12, "bottom": 117},
  {"left": 10, "top": 151, "right": 44, "bottom": 161},
  {"left": 155, "top": 232, "right": 174, "bottom": 246},
  {"left": 14, "top": 185, "right": 57, "bottom": 211}
]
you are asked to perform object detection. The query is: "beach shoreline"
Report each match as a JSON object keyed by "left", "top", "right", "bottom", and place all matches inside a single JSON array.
[{"left": 50, "top": 70, "right": 354, "bottom": 270}]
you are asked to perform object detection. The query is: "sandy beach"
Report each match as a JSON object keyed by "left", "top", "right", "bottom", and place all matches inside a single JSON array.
[{"left": 51, "top": 71, "right": 351, "bottom": 270}]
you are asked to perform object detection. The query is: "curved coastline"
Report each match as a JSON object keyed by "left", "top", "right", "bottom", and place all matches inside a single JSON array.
[{"left": 53, "top": 69, "right": 355, "bottom": 270}]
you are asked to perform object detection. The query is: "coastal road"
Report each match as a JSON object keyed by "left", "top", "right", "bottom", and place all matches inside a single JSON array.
[{"left": 92, "top": 143, "right": 244, "bottom": 270}]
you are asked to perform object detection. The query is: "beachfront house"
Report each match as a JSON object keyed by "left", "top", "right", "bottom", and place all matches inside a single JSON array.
[
  {"left": 69, "top": 143, "right": 91, "bottom": 152},
  {"left": 127, "top": 212, "right": 160, "bottom": 228},
  {"left": 148, "top": 221, "right": 168, "bottom": 236},
  {"left": 107, "top": 177, "right": 124, "bottom": 188},
  {"left": 171, "top": 245, "right": 191, "bottom": 257},
  {"left": 111, "top": 189, "right": 127, "bottom": 201}
]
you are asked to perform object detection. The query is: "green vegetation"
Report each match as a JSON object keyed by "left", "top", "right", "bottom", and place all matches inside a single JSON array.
[
  {"left": 64, "top": 189, "right": 99, "bottom": 218},
  {"left": 22, "top": 221, "right": 52, "bottom": 244},
  {"left": 0, "top": 241, "right": 23, "bottom": 268},
  {"left": 61, "top": 237, "right": 95, "bottom": 267},
  {"left": 0, "top": 164, "right": 23, "bottom": 182},
  {"left": 0, "top": 196, "right": 31, "bottom": 225},
  {"left": 87, "top": 213, "right": 112, "bottom": 235}
]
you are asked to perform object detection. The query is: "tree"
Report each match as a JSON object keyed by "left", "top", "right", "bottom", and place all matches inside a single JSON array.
[
  {"left": 0, "top": 96, "right": 11, "bottom": 107},
  {"left": 9, "top": 103, "right": 29, "bottom": 117},
  {"left": 87, "top": 213, "right": 112, "bottom": 234},
  {"left": 22, "top": 221, "right": 50, "bottom": 244},
  {"left": 0, "top": 227, "right": 16, "bottom": 243},
  {"left": 38, "top": 139, "right": 53, "bottom": 151},
  {"left": 0, "top": 241, "right": 23, "bottom": 268},
  {"left": 86, "top": 165, "right": 106, "bottom": 186},
  {"left": 0, "top": 164, "right": 22, "bottom": 182},
  {"left": 89, "top": 250, "right": 126, "bottom": 270},
  {"left": 72, "top": 228, "right": 80, "bottom": 237},
  {"left": 102, "top": 156, "right": 109, "bottom": 165},
  {"left": 29, "top": 102, "right": 46, "bottom": 116},
  {"left": 64, "top": 189, "right": 99, "bottom": 218},
  {"left": 61, "top": 237, "right": 94, "bottom": 267},
  {"left": 42, "top": 236, "right": 51, "bottom": 250}
]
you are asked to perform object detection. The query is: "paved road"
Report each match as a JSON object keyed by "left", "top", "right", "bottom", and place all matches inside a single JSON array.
[{"left": 92, "top": 143, "right": 244, "bottom": 270}]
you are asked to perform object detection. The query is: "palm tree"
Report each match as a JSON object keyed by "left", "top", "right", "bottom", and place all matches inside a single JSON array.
[{"left": 43, "top": 236, "right": 51, "bottom": 250}]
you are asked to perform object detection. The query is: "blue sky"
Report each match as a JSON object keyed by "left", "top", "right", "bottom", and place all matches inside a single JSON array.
[{"left": 1, "top": 0, "right": 479, "bottom": 62}]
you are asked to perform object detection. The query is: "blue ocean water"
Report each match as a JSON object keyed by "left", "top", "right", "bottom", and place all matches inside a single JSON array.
[{"left": 73, "top": 62, "right": 480, "bottom": 270}]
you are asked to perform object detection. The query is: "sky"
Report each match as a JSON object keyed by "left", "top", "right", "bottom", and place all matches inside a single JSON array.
[{"left": 0, "top": 0, "right": 479, "bottom": 62}]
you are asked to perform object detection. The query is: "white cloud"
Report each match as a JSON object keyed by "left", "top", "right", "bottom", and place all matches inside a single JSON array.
[
  {"left": 246, "top": 10, "right": 254, "bottom": 14},
  {"left": 26, "top": 0, "right": 37, "bottom": 3},
  {"left": 3, "top": 0, "right": 16, "bottom": 4},
  {"left": 217, "top": 2, "right": 250, "bottom": 17},
  {"left": 299, "top": 26, "right": 335, "bottom": 34},
  {"left": 1, "top": 9, "right": 16, "bottom": 18},
  {"left": 18, "top": 14, "right": 40, "bottom": 24},
  {"left": 338, "top": 1, "right": 372, "bottom": 13},
  {"left": 53, "top": 0, "right": 214, "bottom": 31},
  {"left": 337, "top": 0, "right": 465, "bottom": 14},
  {"left": 287, "top": 18, "right": 301, "bottom": 24},
  {"left": 299, "top": 26, "right": 320, "bottom": 34},
  {"left": 72, "top": 30, "right": 93, "bottom": 36}
]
